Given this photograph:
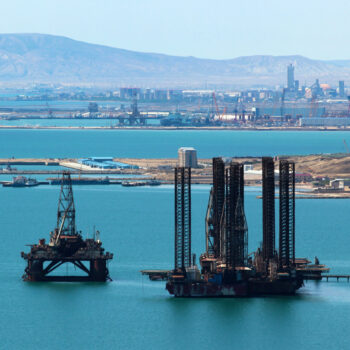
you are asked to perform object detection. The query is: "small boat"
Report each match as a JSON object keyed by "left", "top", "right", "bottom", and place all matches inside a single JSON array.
[
  {"left": 2, "top": 164, "right": 18, "bottom": 172},
  {"left": 122, "top": 181, "right": 146, "bottom": 187},
  {"left": 147, "top": 180, "right": 161, "bottom": 186}
]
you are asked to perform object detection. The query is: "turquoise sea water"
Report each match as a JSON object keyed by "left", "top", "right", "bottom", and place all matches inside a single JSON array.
[
  {"left": 0, "top": 129, "right": 349, "bottom": 158},
  {"left": 0, "top": 99, "right": 123, "bottom": 109},
  {"left": 0, "top": 119, "right": 120, "bottom": 127},
  {"left": 1, "top": 130, "right": 350, "bottom": 349},
  {"left": 1, "top": 184, "right": 350, "bottom": 350}
]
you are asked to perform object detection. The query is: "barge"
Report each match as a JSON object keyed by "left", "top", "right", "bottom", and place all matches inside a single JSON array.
[
  {"left": 48, "top": 176, "right": 114, "bottom": 185},
  {"left": 122, "top": 180, "right": 161, "bottom": 187}
]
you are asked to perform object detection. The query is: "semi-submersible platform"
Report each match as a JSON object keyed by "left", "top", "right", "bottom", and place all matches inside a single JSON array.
[
  {"left": 21, "top": 172, "right": 113, "bottom": 282},
  {"left": 143, "top": 157, "right": 329, "bottom": 297}
]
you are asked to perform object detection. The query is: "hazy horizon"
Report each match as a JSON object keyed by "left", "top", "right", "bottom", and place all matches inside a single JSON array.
[
  {"left": 0, "top": 32, "right": 348, "bottom": 63},
  {"left": 1, "top": 0, "right": 349, "bottom": 61}
]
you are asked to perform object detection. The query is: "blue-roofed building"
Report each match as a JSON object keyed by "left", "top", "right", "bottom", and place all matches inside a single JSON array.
[{"left": 78, "top": 157, "right": 139, "bottom": 169}]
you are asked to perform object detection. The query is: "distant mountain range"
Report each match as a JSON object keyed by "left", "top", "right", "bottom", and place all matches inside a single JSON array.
[{"left": 0, "top": 33, "right": 349, "bottom": 88}]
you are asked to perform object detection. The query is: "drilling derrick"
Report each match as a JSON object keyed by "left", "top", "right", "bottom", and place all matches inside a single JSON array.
[
  {"left": 232, "top": 164, "right": 247, "bottom": 267},
  {"left": 262, "top": 157, "right": 275, "bottom": 261},
  {"left": 174, "top": 167, "right": 191, "bottom": 272},
  {"left": 50, "top": 172, "right": 81, "bottom": 254},
  {"left": 128, "top": 92, "right": 146, "bottom": 125},
  {"left": 206, "top": 157, "right": 225, "bottom": 258},
  {"left": 57, "top": 172, "right": 76, "bottom": 237},
  {"left": 223, "top": 163, "right": 247, "bottom": 268},
  {"left": 21, "top": 171, "right": 113, "bottom": 282},
  {"left": 279, "top": 160, "right": 295, "bottom": 269}
]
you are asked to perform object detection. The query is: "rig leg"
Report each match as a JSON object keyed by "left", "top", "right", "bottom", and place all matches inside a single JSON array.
[
  {"left": 25, "top": 260, "right": 44, "bottom": 281},
  {"left": 90, "top": 259, "right": 108, "bottom": 281}
]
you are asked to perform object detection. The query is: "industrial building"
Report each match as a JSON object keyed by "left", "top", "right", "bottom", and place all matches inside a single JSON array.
[
  {"left": 78, "top": 157, "right": 139, "bottom": 169},
  {"left": 330, "top": 179, "right": 350, "bottom": 189},
  {"left": 339, "top": 81, "right": 345, "bottom": 97},
  {"left": 178, "top": 147, "right": 198, "bottom": 168},
  {"left": 300, "top": 117, "right": 350, "bottom": 127},
  {"left": 287, "top": 64, "right": 295, "bottom": 90}
]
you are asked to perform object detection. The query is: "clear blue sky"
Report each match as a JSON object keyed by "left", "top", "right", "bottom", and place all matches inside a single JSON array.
[{"left": 2, "top": 0, "right": 349, "bottom": 60}]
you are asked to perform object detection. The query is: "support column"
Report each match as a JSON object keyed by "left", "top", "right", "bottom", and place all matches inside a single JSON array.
[{"left": 174, "top": 167, "right": 191, "bottom": 272}]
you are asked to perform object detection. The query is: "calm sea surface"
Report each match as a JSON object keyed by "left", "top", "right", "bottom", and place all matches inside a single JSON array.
[
  {"left": 0, "top": 130, "right": 350, "bottom": 349},
  {"left": 0, "top": 129, "right": 350, "bottom": 158}
]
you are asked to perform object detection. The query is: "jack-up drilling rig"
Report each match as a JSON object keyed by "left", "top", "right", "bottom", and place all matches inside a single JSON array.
[
  {"left": 165, "top": 157, "right": 304, "bottom": 297},
  {"left": 21, "top": 172, "right": 113, "bottom": 282}
]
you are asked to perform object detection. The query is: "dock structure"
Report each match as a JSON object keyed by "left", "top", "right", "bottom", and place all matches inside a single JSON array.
[
  {"left": 295, "top": 259, "right": 330, "bottom": 280},
  {"left": 323, "top": 275, "right": 350, "bottom": 282},
  {"left": 141, "top": 270, "right": 170, "bottom": 281},
  {"left": 21, "top": 171, "right": 113, "bottom": 282}
]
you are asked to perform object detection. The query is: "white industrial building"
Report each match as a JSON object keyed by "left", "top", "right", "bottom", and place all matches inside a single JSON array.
[{"left": 178, "top": 147, "right": 198, "bottom": 168}]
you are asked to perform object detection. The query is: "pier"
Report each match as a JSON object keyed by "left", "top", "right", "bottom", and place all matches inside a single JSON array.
[
  {"left": 323, "top": 275, "right": 350, "bottom": 282},
  {"left": 141, "top": 270, "right": 170, "bottom": 281}
]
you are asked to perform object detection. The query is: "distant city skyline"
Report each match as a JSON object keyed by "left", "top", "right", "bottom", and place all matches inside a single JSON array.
[{"left": 1, "top": 0, "right": 350, "bottom": 60}]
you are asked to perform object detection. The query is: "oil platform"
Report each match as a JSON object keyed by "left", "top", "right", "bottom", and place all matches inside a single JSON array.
[
  {"left": 21, "top": 172, "right": 113, "bottom": 282},
  {"left": 160, "top": 157, "right": 308, "bottom": 297}
]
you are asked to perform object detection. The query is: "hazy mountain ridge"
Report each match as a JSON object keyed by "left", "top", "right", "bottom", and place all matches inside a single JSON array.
[{"left": 0, "top": 33, "right": 349, "bottom": 87}]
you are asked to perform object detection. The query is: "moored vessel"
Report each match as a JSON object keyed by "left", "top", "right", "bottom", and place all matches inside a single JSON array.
[{"left": 2, "top": 176, "right": 46, "bottom": 187}]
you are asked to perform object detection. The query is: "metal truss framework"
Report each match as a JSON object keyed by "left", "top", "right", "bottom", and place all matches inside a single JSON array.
[
  {"left": 57, "top": 172, "right": 76, "bottom": 237},
  {"left": 174, "top": 167, "right": 191, "bottom": 271},
  {"left": 279, "top": 160, "right": 295, "bottom": 269},
  {"left": 223, "top": 163, "right": 247, "bottom": 268},
  {"left": 206, "top": 157, "right": 225, "bottom": 257},
  {"left": 262, "top": 157, "right": 276, "bottom": 261}
]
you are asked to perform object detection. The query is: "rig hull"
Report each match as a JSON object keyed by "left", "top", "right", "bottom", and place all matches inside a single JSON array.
[
  {"left": 166, "top": 278, "right": 303, "bottom": 297},
  {"left": 166, "top": 281, "right": 248, "bottom": 297},
  {"left": 248, "top": 278, "right": 303, "bottom": 296},
  {"left": 21, "top": 238, "right": 113, "bottom": 282}
]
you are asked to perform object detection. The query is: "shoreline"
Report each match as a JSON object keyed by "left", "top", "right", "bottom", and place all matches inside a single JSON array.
[
  {"left": 1, "top": 156, "right": 350, "bottom": 199},
  {"left": 1, "top": 156, "right": 350, "bottom": 200},
  {"left": 0, "top": 124, "right": 349, "bottom": 131}
]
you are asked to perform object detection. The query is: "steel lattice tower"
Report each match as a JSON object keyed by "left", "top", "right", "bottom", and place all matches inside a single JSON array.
[
  {"left": 56, "top": 172, "right": 76, "bottom": 237},
  {"left": 206, "top": 157, "right": 225, "bottom": 257},
  {"left": 262, "top": 157, "right": 275, "bottom": 260},
  {"left": 279, "top": 160, "right": 295, "bottom": 269},
  {"left": 174, "top": 167, "right": 191, "bottom": 271},
  {"left": 223, "top": 163, "right": 247, "bottom": 267},
  {"left": 230, "top": 163, "right": 247, "bottom": 267}
]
